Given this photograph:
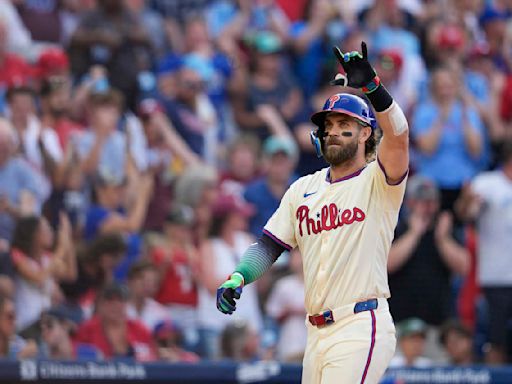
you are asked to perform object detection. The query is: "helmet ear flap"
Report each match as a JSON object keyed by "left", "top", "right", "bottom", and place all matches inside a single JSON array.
[{"left": 310, "top": 129, "right": 324, "bottom": 158}]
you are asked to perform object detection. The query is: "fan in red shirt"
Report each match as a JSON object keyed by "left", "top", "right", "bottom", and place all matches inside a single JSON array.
[
  {"left": 74, "top": 283, "right": 156, "bottom": 361},
  {"left": 149, "top": 205, "right": 200, "bottom": 347},
  {"left": 0, "top": 22, "right": 33, "bottom": 88}
]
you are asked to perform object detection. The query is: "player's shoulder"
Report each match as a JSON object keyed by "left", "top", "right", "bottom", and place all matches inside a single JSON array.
[{"left": 289, "top": 167, "right": 329, "bottom": 191}]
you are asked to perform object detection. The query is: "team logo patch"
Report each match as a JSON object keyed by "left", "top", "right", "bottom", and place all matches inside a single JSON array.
[{"left": 328, "top": 94, "right": 341, "bottom": 109}]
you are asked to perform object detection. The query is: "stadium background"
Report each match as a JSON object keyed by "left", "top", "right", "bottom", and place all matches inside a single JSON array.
[{"left": 0, "top": 0, "right": 511, "bottom": 383}]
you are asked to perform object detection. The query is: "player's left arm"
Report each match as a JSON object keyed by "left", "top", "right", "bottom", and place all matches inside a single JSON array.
[
  {"left": 333, "top": 41, "right": 409, "bottom": 183},
  {"left": 370, "top": 92, "right": 409, "bottom": 184}
]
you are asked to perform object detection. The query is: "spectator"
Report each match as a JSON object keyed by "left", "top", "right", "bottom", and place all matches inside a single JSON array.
[
  {"left": 68, "top": 0, "right": 153, "bottom": 110},
  {"left": 220, "top": 320, "right": 260, "bottom": 362},
  {"left": 439, "top": 319, "right": 474, "bottom": 366},
  {"left": 0, "top": 19, "right": 33, "bottom": 97},
  {"left": 126, "top": 260, "right": 169, "bottom": 331},
  {"left": 163, "top": 64, "right": 219, "bottom": 163},
  {"left": 149, "top": 205, "right": 200, "bottom": 351},
  {"left": 60, "top": 233, "right": 127, "bottom": 319},
  {"left": 84, "top": 168, "right": 153, "bottom": 281},
  {"left": 139, "top": 98, "right": 200, "bottom": 231},
  {"left": 10, "top": 214, "right": 76, "bottom": 335},
  {"left": 288, "top": 0, "right": 336, "bottom": 98},
  {"left": 412, "top": 66, "right": 485, "bottom": 211},
  {"left": 124, "top": 0, "right": 167, "bottom": 57},
  {"left": 40, "top": 75, "right": 82, "bottom": 153},
  {"left": 74, "top": 282, "right": 156, "bottom": 361},
  {"left": 388, "top": 175, "right": 469, "bottom": 326},
  {"left": 219, "top": 134, "right": 261, "bottom": 198},
  {"left": 244, "top": 135, "right": 298, "bottom": 237},
  {"left": 456, "top": 140, "right": 512, "bottom": 364},
  {"left": 39, "top": 305, "right": 101, "bottom": 360},
  {"left": 0, "top": 118, "right": 47, "bottom": 247},
  {"left": 173, "top": 164, "right": 219, "bottom": 245},
  {"left": 265, "top": 248, "right": 306, "bottom": 362},
  {"left": 6, "top": 86, "right": 63, "bottom": 185},
  {"left": 198, "top": 193, "right": 263, "bottom": 359},
  {"left": 0, "top": 295, "right": 38, "bottom": 359},
  {"left": 389, "top": 318, "right": 432, "bottom": 368},
  {"left": 72, "top": 89, "right": 127, "bottom": 179},
  {"left": 388, "top": 175, "right": 469, "bottom": 362},
  {"left": 153, "top": 320, "right": 200, "bottom": 363},
  {"left": 231, "top": 31, "right": 302, "bottom": 140}
]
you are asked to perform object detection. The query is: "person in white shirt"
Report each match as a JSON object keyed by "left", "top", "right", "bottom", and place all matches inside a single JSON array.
[
  {"left": 266, "top": 248, "right": 307, "bottom": 362},
  {"left": 456, "top": 140, "right": 512, "bottom": 364}
]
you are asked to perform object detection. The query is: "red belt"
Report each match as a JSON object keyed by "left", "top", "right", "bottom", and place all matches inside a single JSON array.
[{"left": 308, "top": 299, "right": 379, "bottom": 327}]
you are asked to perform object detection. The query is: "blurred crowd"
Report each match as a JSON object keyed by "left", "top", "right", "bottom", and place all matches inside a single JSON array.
[{"left": 0, "top": 0, "right": 511, "bottom": 368}]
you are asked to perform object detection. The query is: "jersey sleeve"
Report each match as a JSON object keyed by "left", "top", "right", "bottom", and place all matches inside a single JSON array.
[
  {"left": 263, "top": 185, "right": 297, "bottom": 250},
  {"left": 371, "top": 158, "right": 408, "bottom": 212}
]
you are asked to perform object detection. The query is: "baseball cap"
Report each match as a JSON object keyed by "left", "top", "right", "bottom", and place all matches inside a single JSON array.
[
  {"left": 437, "top": 25, "right": 464, "bottom": 49},
  {"left": 479, "top": 7, "right": 509, "bottom": 26},
  {"left": 98, "top": 282, "right": 130, "bottom": 301},
  {"left": 406, "top": 175, "right": 439, "bottom": 201},
  {"left": 396, "top": 318, "right": 427, "bottom": 339},
  {"left": 42, "top": 305, "right": 83, "bottom": 325},
  {"left": 93, "top": 168, "right": 126, "bottom": 188},
  {"left": 36, "top": 47, "right": 69, "bottom": 79},
  {"left": 263, "top": 136, "right": 298, "bottom": 159},
  {"left": 156, "top": 54, "right": 183, "bottom": 76},
  {"left": 153, "top": 319, "right": 180, "bottom": 340},
  {"left": 165, "top": 204, "right": 195, "bottom": 226},
  {"left": 137, "top": 98, "right": 164, "bottom": 118},
  {"left": 251, "top": 31, "right": 283, "bottom": 54},
  {"left": 377, "top": 49, "right": 403, "bottom": 72},
  {"left": 212, "top": 194, "right": 255, "bottom": 218}
]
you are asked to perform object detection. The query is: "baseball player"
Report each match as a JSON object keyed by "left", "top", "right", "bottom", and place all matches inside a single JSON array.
[{"left": 216, "top": 41, "right": 409, "bottom": 383}]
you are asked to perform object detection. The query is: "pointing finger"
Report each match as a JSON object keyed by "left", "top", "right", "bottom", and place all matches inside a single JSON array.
[{"left": 361, "top": 41, "right": 368, "bottom": 59}]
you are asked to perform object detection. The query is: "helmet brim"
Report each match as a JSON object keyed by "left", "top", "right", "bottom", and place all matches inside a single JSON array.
[{"left": 310, "top": 108, "right": 372, "bottom": 128}]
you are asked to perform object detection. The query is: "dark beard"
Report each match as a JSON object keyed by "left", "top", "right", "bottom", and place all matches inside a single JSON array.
[{"left": 322, "top": 139, "right": 358, "bottom": 166}]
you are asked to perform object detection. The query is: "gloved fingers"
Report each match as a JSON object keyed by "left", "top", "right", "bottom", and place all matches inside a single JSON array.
[
  {"left": 329, "top": 73, "right": 347, "bottom": 87},
  {"left": 361, "top": 41, "right": 368, "bottom": 59},
  {"left": 217, "top": 299, "right": 234, "bottom": 314},
  {"left": 234, "top": 286, "right": 242, "bottom": 300},
  {"left": 222, "top": 288, "right": 237, "bottom": 306},
  {"left": 332, "top": 45, "right": 344, "bottom": 64}
]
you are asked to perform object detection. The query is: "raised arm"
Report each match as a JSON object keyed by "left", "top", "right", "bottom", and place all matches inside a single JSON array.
[{"left": 333, "top": 41, "right": 409, "bottom": 182}]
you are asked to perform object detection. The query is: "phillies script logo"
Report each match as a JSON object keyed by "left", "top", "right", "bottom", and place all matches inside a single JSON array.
[{"left": 296, "top": 204, "right": 365, "bottom": 236}]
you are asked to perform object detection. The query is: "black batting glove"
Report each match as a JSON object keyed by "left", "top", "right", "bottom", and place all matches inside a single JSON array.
[{"left": 331, "top": 41, "right": 378, "bottom": 91}]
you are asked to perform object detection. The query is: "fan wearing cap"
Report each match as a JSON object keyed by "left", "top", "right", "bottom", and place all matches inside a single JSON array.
[
  {"left": 40, "top": 305, "right": 102, "bottom": 360},
  {"left": 217, "top": 41, "right": 409, "bottom": 383},
  {"left": 389, "top": 318, "right": 432, "bottom": 368},
  {"left": 74, "top": 282, "right": 156, "bottom": 361},
  {"left": 153, "top": 319, "right": 199, "bottom": 363}
]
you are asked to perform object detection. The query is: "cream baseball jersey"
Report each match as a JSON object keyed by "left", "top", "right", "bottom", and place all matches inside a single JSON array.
[{"left": 263, "top": 158, "right": 407, "bottom": 315}]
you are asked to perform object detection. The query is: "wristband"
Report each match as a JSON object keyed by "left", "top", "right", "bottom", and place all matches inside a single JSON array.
[
  {"left": 362, "top": 76, "right": 381, "bottom": 94},
  {"left": 231, "top": 272, "right": 245, "bottom": 287}
]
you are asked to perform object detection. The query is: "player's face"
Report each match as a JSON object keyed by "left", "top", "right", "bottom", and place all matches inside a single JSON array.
[{"left": 322, "top": 113, "right": 361, "bottom": 166}]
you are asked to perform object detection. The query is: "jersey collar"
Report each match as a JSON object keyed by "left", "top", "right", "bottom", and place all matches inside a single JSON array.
[{"left": 326, "top": 165, "right": 367, "bottom": 184}]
